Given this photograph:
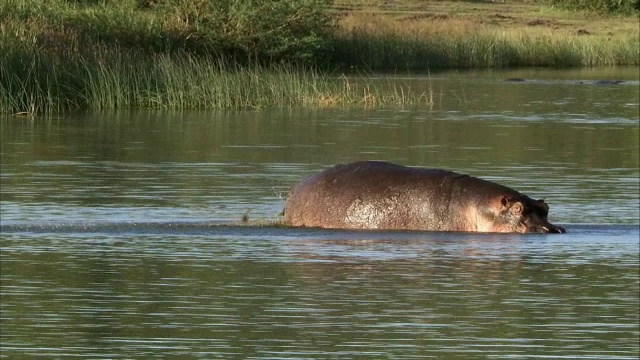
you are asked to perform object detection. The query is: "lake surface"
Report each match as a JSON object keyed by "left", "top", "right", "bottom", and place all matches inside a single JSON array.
[{"left": 1, "top": 68, "right": 639, "bottom": 358}]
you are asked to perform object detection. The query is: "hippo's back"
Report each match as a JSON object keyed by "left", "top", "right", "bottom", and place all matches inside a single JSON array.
[{"left": 283, "top": 161, "right": 469, "bottom": 230}]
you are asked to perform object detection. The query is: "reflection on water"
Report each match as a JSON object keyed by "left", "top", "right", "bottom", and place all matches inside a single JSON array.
[
  {"left": 1, "top": 68, "right": 639, "bottom": 358},
  {"left": 1, "top": 225, "right": 639, "bottom": 358}
]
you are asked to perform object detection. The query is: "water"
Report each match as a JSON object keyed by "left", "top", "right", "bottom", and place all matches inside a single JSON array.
[{"left": 1, "top": 68, "right": 639, "bottom": 358}]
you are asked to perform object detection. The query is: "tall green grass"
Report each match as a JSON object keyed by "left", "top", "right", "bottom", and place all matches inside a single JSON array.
[{"left": 0, "top": 49, "right": 433, "bottom": 114}]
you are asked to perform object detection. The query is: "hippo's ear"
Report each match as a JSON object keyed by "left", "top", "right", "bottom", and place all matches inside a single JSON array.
[
  {"left": 535, "top": 199, "right": 549, "bottom": 215},
  {"left": 509, "top": 201, "right": 524, "bottom": 215},
  {"left": 500, "top": 196, "right": 523, "bottom": 215}
]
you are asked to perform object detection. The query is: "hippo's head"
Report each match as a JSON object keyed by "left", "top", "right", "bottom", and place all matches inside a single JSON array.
[{"left": 490, "top": 196, "right": 565, "bottom": 234}]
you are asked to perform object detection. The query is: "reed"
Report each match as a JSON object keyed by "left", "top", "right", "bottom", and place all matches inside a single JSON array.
[{"left": 0, "top": 49, "right": 433, "bottom": 114}]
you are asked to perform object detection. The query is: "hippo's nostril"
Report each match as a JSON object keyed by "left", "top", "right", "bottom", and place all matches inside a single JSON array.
[{"left": 534, "top": 225, "right": 566, "bottom": 234}]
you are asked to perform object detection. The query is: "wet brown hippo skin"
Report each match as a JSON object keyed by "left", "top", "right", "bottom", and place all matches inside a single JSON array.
[{"left": 284, "top": 161, "right": 565, "bottom": 234}]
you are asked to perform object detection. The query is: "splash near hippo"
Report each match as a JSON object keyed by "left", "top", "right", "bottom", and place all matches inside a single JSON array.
[{"left": 284, "top": 161, "right": 565, "bottom": 234}]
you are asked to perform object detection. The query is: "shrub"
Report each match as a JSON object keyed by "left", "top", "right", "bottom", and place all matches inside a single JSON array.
[
  {"left": 144, "top": 0, "right": 336, "bottom": 63},
  {"left": 0, "top": 0, "right": 335, "bottom": 65}
]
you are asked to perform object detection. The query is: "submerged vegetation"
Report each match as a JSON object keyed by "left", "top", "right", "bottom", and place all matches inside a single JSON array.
[{"left": 1, "top": 0, "right": 638, "bottom": 114}]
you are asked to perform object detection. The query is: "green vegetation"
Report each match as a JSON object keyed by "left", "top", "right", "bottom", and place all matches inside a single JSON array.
[
  {"left": 0, "top": 0, "right": 334, "bottom": 63},
  {"left": 2, "top": 0, "right": 426, "bottom": 114},
  {"left": 1, "top": 51, "right": 432, "bottom": 113},
  {"left": 545, "top": 0, "right": 639, "bottom": 14},
  {"left": 1, "top": 0, "right": 638, "bottom": 114}
]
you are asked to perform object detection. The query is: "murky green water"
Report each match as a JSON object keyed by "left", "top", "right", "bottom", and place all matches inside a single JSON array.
[{"left": 1, "top": 68, "right": 639, "bottom": 358}]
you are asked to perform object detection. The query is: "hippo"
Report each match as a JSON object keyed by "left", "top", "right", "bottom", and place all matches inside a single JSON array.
[{"left": 283, "top": 161, "right": 565, "bottom": 234}]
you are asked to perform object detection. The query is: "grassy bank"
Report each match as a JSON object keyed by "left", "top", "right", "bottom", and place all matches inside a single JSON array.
[
  {"left": 334, "top": 13, "right": 639, "bottom": 69},
  {"left": 332, "top": 0, "right": 639, "bottom": 69},
  {"left": 1, "top": 0, "right": 638, "bottom": 114}
]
